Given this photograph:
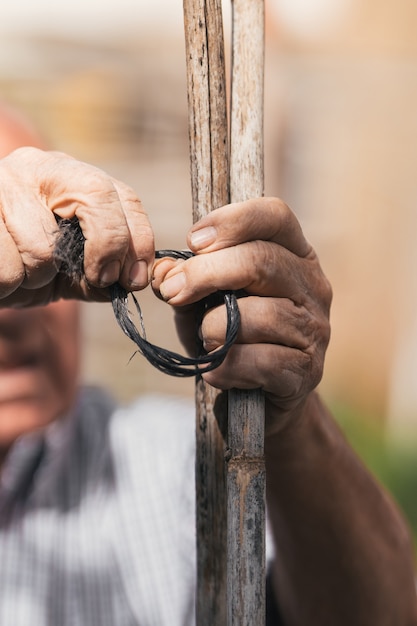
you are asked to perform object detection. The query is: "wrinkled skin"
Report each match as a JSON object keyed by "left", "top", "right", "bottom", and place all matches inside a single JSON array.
[
  {"left": 0, "top": 146, "right": 416, "bottom": 625},
  {"left": 0, "top": 148, "right": 331, "bottom": 435},
  {"left": 0, "top": 147, "right": 154, "bottom": 306},
  {"left": 152, "top": 197, "right": 332, "bottom": 435}
]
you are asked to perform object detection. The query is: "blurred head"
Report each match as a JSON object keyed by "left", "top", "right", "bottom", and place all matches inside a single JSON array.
[
  {"left": 0, "top": 303, "right": 81, "bottom": 449},
  {"left": 0, "top": 102, "right": 81, "bottom": 455}
]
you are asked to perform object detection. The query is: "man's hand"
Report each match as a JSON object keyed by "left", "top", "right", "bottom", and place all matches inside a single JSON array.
[
  {"left": 152, "top": 197, "right": 332, "bottom": 433},
  {"left": 0, "top": 147, "right": 154, "bottom": 307}
]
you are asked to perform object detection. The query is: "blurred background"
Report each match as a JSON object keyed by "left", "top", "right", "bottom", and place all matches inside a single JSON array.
[{"left": 1, "top": 0, "right": 417, "bottom": 547}]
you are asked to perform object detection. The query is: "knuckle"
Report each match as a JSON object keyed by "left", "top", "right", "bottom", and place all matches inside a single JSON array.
[
  {"left": 281, "top": 351, "right": 319, "bottom": 401},
  {"left": 300, "top": 305, "right": 331, "bottom": 350},
  {"left": 21, "top": 247, "right": 57, "bottom": 288},
  {"left": 303, "top": 323, "right": 329, "bottom": 390},
  {"left": 322, "top": 275, "right": 333, "bottom": 310},
  {"left": 98, "top": 227, "right": 130, "bottom": 256},
  {"left": 266, "top": 196, "right": 296, "bottom": 231},
  {"left": 245, "top": 240, "right": 275, "bottom": 290},
  {"left": 200, "top": 306, "right": 226, "bottom": 352},
  {"left": 133, "top": 223, "right": 155, "bottom": 258},
  {"left": 265, "top": 196, "right": 290, "bottom": 217}
]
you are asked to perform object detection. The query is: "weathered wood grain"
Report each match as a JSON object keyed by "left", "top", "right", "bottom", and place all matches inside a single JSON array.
[
  {"left": 228, "top": 1, "right": 266, "bottom": 624},
  {"left": 182, "top": 1, "right": 229, "bottom": 624},
  {"left": 183, "top": 1, "right": 266, "bottom": 623}
]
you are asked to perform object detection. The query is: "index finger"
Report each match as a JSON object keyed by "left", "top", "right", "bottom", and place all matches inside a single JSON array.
[
  {"left": 188, "top": 197, "right": 312, "bottom": 258},
  {"left": 39, "top": 151, "right": 154, "bottom": 290}
]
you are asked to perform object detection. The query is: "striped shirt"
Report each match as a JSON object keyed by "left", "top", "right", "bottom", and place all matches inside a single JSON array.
[{"left": 0, "top": 388, "right": 197, "bottom": 626}]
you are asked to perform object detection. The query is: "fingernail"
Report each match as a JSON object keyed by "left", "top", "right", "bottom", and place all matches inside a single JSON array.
[
  {"left": 160, "top": 272, "right": 186, "bottom": 301},
  {"left": 152, "top": 258, "right": 176, "bottom": 282},
  {"left": 190, "top": 226, "right": 217, "bottom": 250},
  {"left": 129, "top": 260, "right": 149, "bottom": 288},
  {"left": 99, "top": 260, "right": 120, "bottom": 286}
]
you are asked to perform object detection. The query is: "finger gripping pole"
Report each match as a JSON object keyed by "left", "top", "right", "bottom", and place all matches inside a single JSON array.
[{"left": 54, "top": 216, "right": 240, "bottom": 377}]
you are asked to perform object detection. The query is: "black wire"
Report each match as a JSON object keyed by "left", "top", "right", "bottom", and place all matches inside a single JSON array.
[
  {"left": 110, "top": 281, "right": 240, "bottom": 377},
  {"left": 55, "top": 217, "right": 240, "bottom": 377}
]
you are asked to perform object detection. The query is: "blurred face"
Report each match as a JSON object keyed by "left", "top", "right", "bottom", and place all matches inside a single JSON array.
[{"left": 0, "top": 300, "right": 81, "bottom": 454}]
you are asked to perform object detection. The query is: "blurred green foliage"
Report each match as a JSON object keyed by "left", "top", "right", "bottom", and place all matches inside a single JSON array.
[{"left": 333, "top": 404, "right": 417, "bottom": 556}]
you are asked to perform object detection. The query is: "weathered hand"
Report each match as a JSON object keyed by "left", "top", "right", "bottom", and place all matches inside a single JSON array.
[
  {"left": 0, "top": 147, "right": 154, "bottom": 306},
  {"left": 152, "top": 198, "right": 332, "bottom": 431}
]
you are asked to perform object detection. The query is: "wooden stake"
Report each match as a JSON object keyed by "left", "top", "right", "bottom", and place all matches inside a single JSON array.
[
  {"left": 228, "top": 1, "right": 266, "bottom": 624},
  {"left": 183, "top": 1, "right": 229, "bottom": 624},
  {"left": 183, "top": 0, "right": 266, "bottom": 623}
]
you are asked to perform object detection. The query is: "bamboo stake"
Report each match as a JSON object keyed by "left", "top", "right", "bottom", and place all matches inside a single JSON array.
[
  {"left": 227, "top": 0, "right": 266, "bottom": 625},
  {"left": 182, "top": 1, "right": 229, "bottom": 623},
  {"left": 183, "top": 1, "right": 266, "bottom": 623}
]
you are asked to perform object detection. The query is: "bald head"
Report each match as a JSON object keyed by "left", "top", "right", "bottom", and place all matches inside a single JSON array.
[{"left": 0, "top": 102, "right": 45, "bottom": 156}]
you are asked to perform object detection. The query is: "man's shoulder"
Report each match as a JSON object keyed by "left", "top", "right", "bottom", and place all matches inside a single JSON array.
[
  {"left": 78, "top": 386, "right": 194, "bottom": 427},
  {"left": 113, "top": 393, "right": 195, "bottom": 454},
  {"left": 75, "top": 386, "right": 194, "bottom": 449},
  {"left": 119, "top": 393, "right": 194, "bottom": 428}
]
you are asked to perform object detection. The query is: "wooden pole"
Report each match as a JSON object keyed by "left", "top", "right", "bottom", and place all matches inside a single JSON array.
[
  {"left": 183, "top": 1, "right": 266, "bottom": 624},
  {"left": 227, "top": 0, "right": 266, "bottom": 625},
  {"left": 182, "top": 1, "right": 229, "bottom": 624}
]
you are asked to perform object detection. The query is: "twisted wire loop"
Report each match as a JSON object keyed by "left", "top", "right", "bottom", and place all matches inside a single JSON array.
[{"left": 54, "top": 216, "right": 240, "bottom": 377}]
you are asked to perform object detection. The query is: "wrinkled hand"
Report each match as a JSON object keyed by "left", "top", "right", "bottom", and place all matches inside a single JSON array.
[
  {"left": 0, "top": 147, "right": 154, "bottom": 307},
  {"left": 152, "top": 198, "right": 332, "bottom": 432}
]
